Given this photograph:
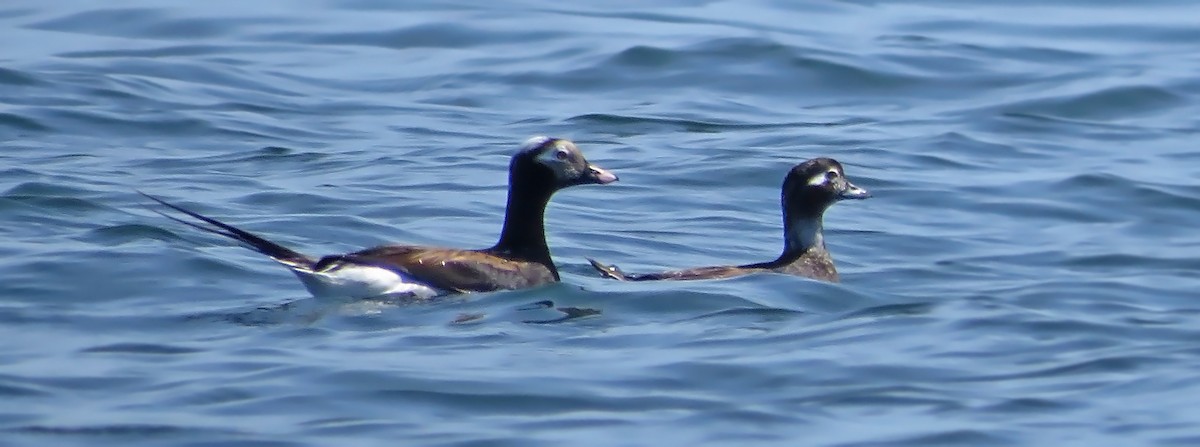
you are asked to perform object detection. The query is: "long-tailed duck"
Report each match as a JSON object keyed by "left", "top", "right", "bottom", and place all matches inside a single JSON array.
[
  {"left": 145, "top": 136, "right": 617, "bottom": 300},
  {"left": 588, "top": 157, "right": 867, "bottom": 283}
]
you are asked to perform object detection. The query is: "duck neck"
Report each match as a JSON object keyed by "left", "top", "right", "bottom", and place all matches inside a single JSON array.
[
  {"left": 491, "top": 167, "right": 556, "bottom": 268},
  {"left": 781, "top": 214, "right": 825, "bottom": 258}
]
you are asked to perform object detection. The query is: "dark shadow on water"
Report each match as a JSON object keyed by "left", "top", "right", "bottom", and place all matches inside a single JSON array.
[
  {"left": 676, "top": 306, "right": 807, "bottom": 324},
  {"left": 837, "top": 302, "right": 936, "bottom": 320},
  {"left": 189, "top": 291, "right": 604, "bottom": 328}
]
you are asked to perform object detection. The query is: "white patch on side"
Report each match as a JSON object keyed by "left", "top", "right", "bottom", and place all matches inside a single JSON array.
[
  {"left": 290, "top": 265, "right": 442, "bottom": 301},
  {"left": 784, "top": 217, "right": 825, "bottom": 253},
  {"left": 807, "top": 169, "right": 840, "bottom": 186}
]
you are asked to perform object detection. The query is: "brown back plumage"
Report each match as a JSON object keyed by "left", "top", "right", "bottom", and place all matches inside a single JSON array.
[
  {"left": 318, "top": 246, "right": 557, "bottom": 293},
  {"left": 145, "top": 136, "right": 617, "bottom": 299}
]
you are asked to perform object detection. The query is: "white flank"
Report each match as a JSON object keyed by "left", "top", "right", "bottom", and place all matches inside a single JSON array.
[{"left": 290, "top": 265, "right": 442, "bottom": 301}]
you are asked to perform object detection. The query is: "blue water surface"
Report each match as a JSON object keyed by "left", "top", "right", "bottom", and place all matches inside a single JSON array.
[{"left": 2, "top": 0, "right": 1200, "bottom": 446}]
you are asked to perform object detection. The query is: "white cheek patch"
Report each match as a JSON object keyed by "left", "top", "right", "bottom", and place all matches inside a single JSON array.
[
  {"left": 534, "top": 143, "right": 579, "bottom": 181},
  {"left": 807, "top": 169, "right": 839, "bottom": 186},
  {"left": 535, "top": 146, "right": 564, "bottom": 165}
]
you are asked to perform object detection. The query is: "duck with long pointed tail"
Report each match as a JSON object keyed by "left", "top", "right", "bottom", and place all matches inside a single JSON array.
[{"left": 145, "top": 136, "right": 617, "bottom": 300}]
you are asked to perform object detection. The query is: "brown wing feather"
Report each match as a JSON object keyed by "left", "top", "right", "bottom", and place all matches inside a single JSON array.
[
  {"left": 332, "top": 245, "right": 556, "bottom": 293},
  {"left": 587, "top": 258, "right": 759, "bottom": 282},
  {"left": 746, "top": 250, "right": 839, "bottom": 282},
  {"left": 632, "top": 265, "right": 757, "bottom": 281},
  {"left": 589, "top": 249, "right": 840, "bottom": 283}
]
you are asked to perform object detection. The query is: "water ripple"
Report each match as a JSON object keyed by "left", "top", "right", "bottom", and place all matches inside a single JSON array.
[{"left": 3, "top": 1, "right": 1200, "bottom": 446}]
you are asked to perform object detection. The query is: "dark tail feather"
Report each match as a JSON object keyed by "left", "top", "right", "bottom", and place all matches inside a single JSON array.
[
  {"left": 586, "top": 258, "right": 629, "bottom": 281},
  {"left": 140, "top": 191, "right": 314, "bottom": 269}
]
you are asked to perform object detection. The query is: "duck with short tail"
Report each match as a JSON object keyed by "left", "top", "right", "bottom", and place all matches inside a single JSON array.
[{"left": 588, "top": 157, "right": 868, "bottom": 283}]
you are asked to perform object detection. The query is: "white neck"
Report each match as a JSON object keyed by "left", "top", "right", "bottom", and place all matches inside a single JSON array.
[{"left": 783, "top": 217, "right": 824, "bottom": 254}]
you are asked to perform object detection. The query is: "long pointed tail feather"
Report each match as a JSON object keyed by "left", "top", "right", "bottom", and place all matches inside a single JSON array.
[{"left": 139, "top": 191, "right": 315, "bottom": 269}]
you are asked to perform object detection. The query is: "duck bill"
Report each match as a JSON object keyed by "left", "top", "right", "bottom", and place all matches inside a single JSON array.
[
  {"left": 586, "top": 164, "right": 619, "bottom": 185},
  {"left": 839, "top": 181, "right": 871, "bottom": 200}
]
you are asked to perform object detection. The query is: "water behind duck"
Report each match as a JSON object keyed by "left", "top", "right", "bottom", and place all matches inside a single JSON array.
[{"left": 2, "top": 1, "right": 1200, "bottom": 446}]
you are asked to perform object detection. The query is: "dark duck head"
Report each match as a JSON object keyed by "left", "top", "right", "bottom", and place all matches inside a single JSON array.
[
  {"left": 779, "top": 157, "right": 870, "bottom": 256},
  {"left": 490, "top": 136, "right": 618, "bottom": 264}
]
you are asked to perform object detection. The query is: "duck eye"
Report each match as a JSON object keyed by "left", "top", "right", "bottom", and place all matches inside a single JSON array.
[
  {"left": 554, "top": 148, "right": 570, "bottom": 160},
  {"left": 825, "top": 170, "right": 840, "bottom": 180}
]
